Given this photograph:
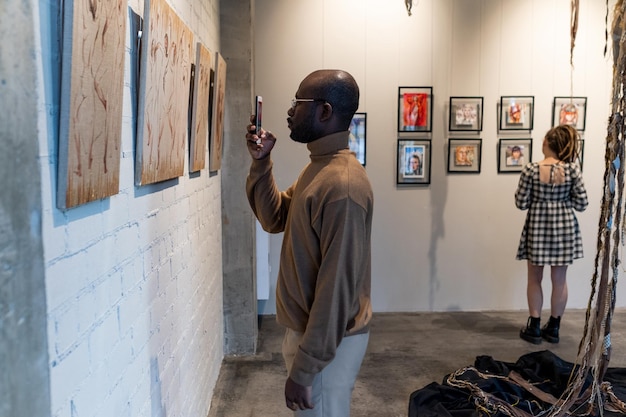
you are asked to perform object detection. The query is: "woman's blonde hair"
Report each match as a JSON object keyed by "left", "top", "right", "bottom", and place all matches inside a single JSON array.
[{"left": 545, "top": 124, "right": 580, "bottom": 163}]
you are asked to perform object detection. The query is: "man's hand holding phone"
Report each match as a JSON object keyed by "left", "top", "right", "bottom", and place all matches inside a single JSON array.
[
  {"left": 254, "top": 95, "right": 263, "bottom": 144},
  {"left": 246, "top": 96, "right": 275, "bottom": 160}
]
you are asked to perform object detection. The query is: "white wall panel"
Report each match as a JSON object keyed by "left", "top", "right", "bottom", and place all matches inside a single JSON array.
[{"left": 254, "top": 0, "right": 619, "bottom": 313}]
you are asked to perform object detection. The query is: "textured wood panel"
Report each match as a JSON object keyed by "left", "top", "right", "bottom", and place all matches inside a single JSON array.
[
  {"left": 58, "top": 0, "right": 126, "bottom": 209},
  {"left": 136, "top": 0, "right": 193, "bottom": 185},
  {"left": 209, "top": 52, "right": 227, "bottom": 172},
  {"left": 189, "top": 42, "right": 212, "bottom": 173}
]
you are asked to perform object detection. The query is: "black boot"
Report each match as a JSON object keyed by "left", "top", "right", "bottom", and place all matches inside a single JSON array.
[
  {"left": 520, "top": 316, "right": 542, "bottom": 344},
  {"left": 541, "top": 316, "right": 561, "bottom": 343}
]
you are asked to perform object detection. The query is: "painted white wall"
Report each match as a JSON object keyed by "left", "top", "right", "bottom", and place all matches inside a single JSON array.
[
  {"left": 254, "top": 0, "right": 619, "bottom": 313},
  {"left": 36, "top": 0, "right": 224, "bottom": 416}
]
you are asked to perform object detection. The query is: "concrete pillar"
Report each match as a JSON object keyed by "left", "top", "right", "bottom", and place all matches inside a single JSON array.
[
  {"left": 0, "top": 0, "right": 51, "bottom": 416},
  {"left": 219, "top": 0, "right": 258, "bottom": 354}
]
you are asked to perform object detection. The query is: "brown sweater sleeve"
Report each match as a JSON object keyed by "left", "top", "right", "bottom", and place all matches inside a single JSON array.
[{"left": 246, "top": 157, "right": 294, "bottom": 234}]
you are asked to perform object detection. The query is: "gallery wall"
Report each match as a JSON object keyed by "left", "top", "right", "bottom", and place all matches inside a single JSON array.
[
  {"left": 254, "top": 0, "right": 619, "bottom": 313},
  {"left": 36, "top": 0, "right": 225, "bottom": 416}
]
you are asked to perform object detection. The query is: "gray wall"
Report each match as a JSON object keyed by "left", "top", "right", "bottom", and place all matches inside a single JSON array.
[{"left": 0, "top": 0, "right": 51, "bottom": 416}]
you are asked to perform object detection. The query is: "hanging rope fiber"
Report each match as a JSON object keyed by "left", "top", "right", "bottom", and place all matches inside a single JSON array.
[{"left": 571, "top": 0, "right": 579, "bottom": 67}]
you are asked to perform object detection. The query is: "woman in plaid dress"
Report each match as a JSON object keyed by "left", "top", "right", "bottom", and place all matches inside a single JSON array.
[{"left": 516, "top": 124, "right": 588, "bottom": 344}]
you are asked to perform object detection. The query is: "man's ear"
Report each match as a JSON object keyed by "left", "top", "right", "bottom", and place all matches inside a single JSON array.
[{"left": 318, "top": 102, "right": 333, "bottom": 122}]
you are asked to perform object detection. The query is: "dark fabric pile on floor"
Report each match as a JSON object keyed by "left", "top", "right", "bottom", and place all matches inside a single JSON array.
[{"left": 409, "top": 350, "right": 626, "bottom": 417}]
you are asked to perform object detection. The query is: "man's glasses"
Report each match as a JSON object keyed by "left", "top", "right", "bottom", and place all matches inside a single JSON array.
[{"left": 291, "top": 98, "right": 326, "bottom": 109}]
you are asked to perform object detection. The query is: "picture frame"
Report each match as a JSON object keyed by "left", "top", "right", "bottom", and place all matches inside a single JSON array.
[
  {"left": 449, "top": 96, "right": 483, "bottom": 132},
  {"left": 209, "top": 51, "right": 227, "bottom": 171},
  {"left": 136, "top": 0, "right": 193, "bottom": 185},
  {"left": 552, "top": 96, "right": 587, "bottom": 131},
  {"left": 498, "top": 138, "right": 532, "bottom": 173},
  {"left": 188, "top": 42, "right": 213, "bottom": 173},
  {"left": 397, "top": 139, "right": 431, "bottom": 185},
  {"left": 349, "top": 112, "right": 367, "bottom": 165},
  {"left": 447, "top": 138, "right": 482, "bottom": 173},
  {"left": 398, "top": 87, "right": 433, "bottom": 133},
  {"left": 499, "top": 96, "right": 534, "bottom": 131},
  {"left": 57, "top": 0, "right": 127, "bottom": 208}
]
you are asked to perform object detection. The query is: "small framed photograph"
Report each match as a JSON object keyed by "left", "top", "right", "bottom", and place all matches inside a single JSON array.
[
  {"left": 398, "top": 87, "right": 433, "bottom": 133},
  {"left": 498, "top": 138, "right": 532, "bottom": 173},
  {"left": 349, "top": 113, "right": 366, "bottom": 165},
  {"left": 552, "top": 97, "right": 587, "bottom": 131},
  {"left": 447, "top": 138, "right": 482, "bottom": 173},
  {"left": 499, "top": 96, "right": 534, "bottom": 131},
  {"left": 397, "top": 139, "right": 431, "bottom": 185},
  {"left": 449, "top": 96, "right": 483, "bottom": 132}
]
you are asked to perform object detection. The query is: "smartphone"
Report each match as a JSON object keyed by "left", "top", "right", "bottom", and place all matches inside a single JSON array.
[{"left": 254, "top": 95, "right": 263, "bottom": 143}]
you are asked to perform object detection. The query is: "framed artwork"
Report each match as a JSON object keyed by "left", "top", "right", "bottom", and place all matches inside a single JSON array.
[
  {"left": 136, "top": 0, "right": 193, "bottom": 185},
  {"left": 397, "top": 139, "right": 431, "bottom": 185},
  {"left": 498, "top": 138, "right": 532, "bottom": 173},
  {"left": 398, "top": 87, "right": 433, "bottom": 133},
  {"left": 552, "top": 97, "right": 587, "bottom": 131},
  {"left": 449, "top": 96, "right": 483, "bottom": 132},
  {"left": 57, "top": 0, "right": 126, "bottom": 208},
  {"left": 209, "top": 51, "right": 227, "bottom": 171},
  {"left": 189, "top": 42, "right": 213, "bottom": 173},
  {"left": 499, "top": 96, "right": 534, "bottom": 131},
  {"left": 349, "top": 113, "right": 366, "bottom": 165},
  {"left": 447, "top": 138, "right": 482, "bottom": 173}
]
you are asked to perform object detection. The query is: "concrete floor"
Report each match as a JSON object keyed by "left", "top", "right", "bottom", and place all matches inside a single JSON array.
[{"left": 207, "top": 309, "right": 626, "bottom": 417}]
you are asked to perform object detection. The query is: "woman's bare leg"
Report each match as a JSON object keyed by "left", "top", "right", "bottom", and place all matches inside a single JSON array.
[
  {"left": 549, "top": 265, "right": 568, "bottom": 317},
  {"left": 527, "top": 261, "right": 544, "bottom": 317}
]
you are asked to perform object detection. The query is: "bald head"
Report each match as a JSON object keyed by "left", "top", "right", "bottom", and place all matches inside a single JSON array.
[{"left": 300, "top": 69, "right": 360, "bottom": 128}]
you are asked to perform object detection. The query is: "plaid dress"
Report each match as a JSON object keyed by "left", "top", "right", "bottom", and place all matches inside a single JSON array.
[{"left": 515, "top": 162, "right": 588, "bottom": 265}]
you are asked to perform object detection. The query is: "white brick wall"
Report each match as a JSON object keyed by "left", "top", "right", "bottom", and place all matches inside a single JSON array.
[{"left": 36, "top": 1, "right": 224, "bottom": 416}]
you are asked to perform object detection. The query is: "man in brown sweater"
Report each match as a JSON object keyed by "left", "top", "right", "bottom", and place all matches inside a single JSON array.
[{"left": 245, "top": 69, "right": 374, "bottom": 416}]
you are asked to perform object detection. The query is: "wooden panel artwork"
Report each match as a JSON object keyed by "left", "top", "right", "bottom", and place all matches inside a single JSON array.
[
  {"left": 210, "top": 52, "right": 227, "bottom": 171},
  {"left": 189, "top": 42, "right": 213, "bottom": 173},
  {"left": 58, "top": 0, "right": 126, "bottom": 209},
  {"left": 136, "top": 0, "right": 193, "bottom": 185}
]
